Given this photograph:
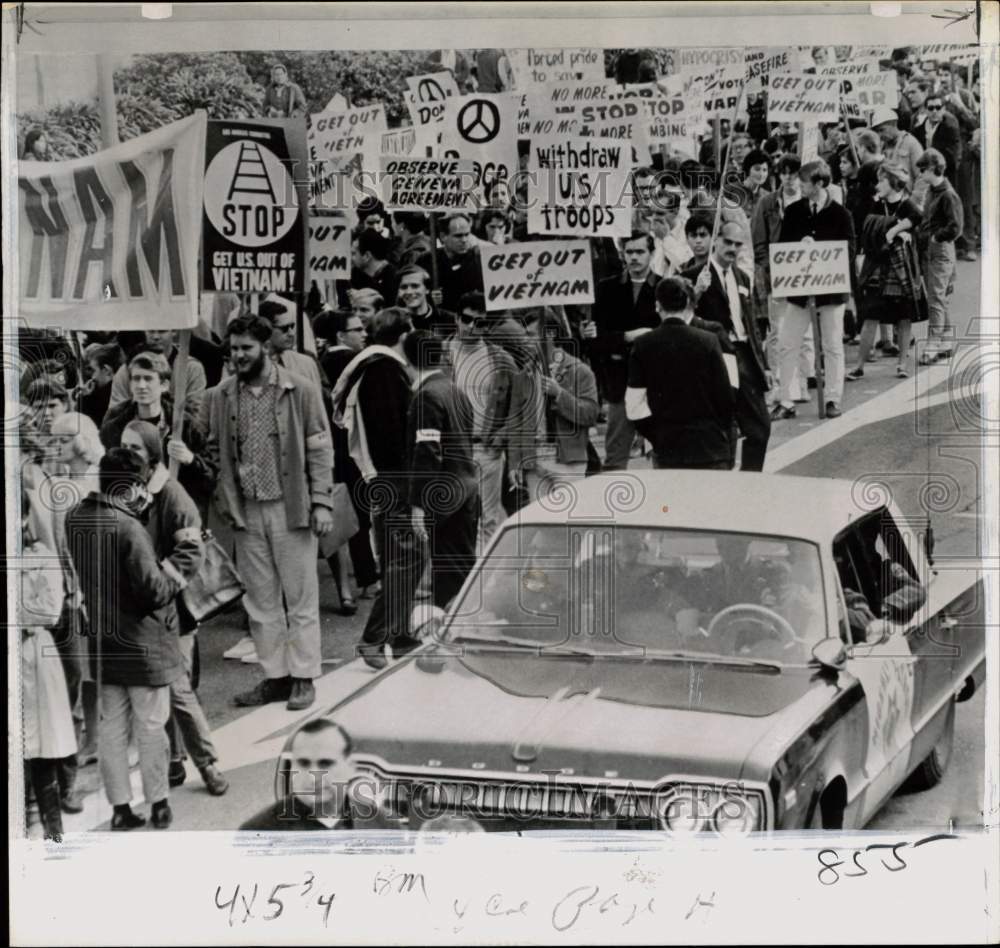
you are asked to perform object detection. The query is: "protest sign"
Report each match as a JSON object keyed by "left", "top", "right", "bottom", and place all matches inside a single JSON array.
[
  {"left": 852, "top": 45, "right": 893, "bottom": 60},
  {"left": 308, "top": 209, "right": 350, "bottom": 279},
  {"left": 800, "top": 122, "right": 819, "bottom": 163},
  {"left": 405, "top": 71, "right": 460, "bottom": 128},
  {"left": 308, "top": 104, "right": 387, "bottom": 165},
  {"left": 545, "top": 81, "right": 619, "bottom": 108},
  {"left": 842, "top": 70, "right": 899, "bottom": 117},
  {"left": 679, "top": 47, "right": 743, "bottom": 73},
  {"left": 578, "top": 99, "right": 653, "bottom": 167},
  {"left": 439, "top": 93, "right": 520, "bottom": 201},
  {"left": 769, "top": 240, "right": 850, "bottom": 298},
  {"left": 818, "top": 58, "right": 881, "bottom": 77},
  {"left": 203, "top": 120, "right": 305, "bottom": 295},
  {"left": 701, "top": 63, "right": 745, "bottom": 117},
  {"left": 380, "top": 125, "right": 417, "bottom": 158},
  {"left": 767, "top": 73, "right": 841, "bottom": 122},
  {"left": 17, "top": 113, "right": 206, "bottom": 330},
  {"left": 527, "top": 134, "right": 632, "bottom": 238},
  {"left": 378, "top": 155, "right": 476, "bottom": 211},
  {"left": 508, "top": 48, "right": 605, "bottom": 88},
  {"left": 744, "top": 46, "right": 799, "bottom": 83},
  {"left": 913, "top": 43, "right": 978, "bottom": 63},
  {"left": 480, "top": 239, "right": 595, "bottom": 311}
]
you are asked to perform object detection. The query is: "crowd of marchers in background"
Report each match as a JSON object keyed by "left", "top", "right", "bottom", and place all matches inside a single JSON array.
[{"left": 15, "top": 44, "right": 980, "bottom": 838}]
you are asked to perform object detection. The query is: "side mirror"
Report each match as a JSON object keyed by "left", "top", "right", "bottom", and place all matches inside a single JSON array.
[
  {"left": 924, "top": 520, "right": 935, "bottom": 567},
  {"left": 811, "top": 637, "right": 847, "bottom": 671}
]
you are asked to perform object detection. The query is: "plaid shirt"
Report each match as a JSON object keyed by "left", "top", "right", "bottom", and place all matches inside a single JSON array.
[{"left": 237, "top": 361, "right": 283, "bottom": 501}]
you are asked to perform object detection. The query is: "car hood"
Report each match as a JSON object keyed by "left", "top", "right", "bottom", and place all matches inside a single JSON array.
[{"left": 333, "top": 650, "right": 826, "bottom": 783}]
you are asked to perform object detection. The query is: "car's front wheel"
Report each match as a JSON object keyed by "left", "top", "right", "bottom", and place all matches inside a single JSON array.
[{"left": 907, "top": 699, "right": 956, "bottom": 791}]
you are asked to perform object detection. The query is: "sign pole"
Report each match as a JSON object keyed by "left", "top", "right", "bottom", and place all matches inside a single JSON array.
[
  {"left": 428, "top": 213, "right": 440, "bottom": 293},
  {"left": 168, "top": 332, "right": 192, "bottom": 478},
  {"left": 841, "top": 98, "right": 863, "bottom": 167},
  {"left": 811, "top": 300, "right": 826, "bottom": 418},
  {"left": 708, "top": 82, "right": 747, "bottom": 260}
]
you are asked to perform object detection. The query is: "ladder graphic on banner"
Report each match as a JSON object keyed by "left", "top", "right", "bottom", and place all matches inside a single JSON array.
[{"left": 226, "top": 141, "right": 277, "bottom": 203}]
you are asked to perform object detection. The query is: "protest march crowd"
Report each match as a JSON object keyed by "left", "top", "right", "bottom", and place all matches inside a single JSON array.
[{"left": 15, "top": 42, "right": 982, "bottom": 839}]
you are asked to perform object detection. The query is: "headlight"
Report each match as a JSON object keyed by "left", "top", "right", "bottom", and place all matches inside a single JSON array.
[
  {"left": 658, "top": 788, "right": 708, "bottom": 834},
  {"left": 657, "top": 785, "right": 763, "bottom": 836},
  {"left": 712, "top": 794, "right": 760, "bottom": 837}
]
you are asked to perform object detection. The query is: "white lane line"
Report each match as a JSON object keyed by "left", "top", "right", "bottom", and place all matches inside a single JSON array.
[{"left": 767, "top": 359, "right": 982, "bottom": 471}]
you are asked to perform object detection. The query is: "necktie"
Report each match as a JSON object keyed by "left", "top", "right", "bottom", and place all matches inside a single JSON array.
[{"left": 724, "top": 267, "right": 746, "bottom": 341}]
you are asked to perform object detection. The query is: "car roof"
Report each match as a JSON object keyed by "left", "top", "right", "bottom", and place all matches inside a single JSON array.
[{"left": 504, "top": 471, "right": 869, "bottom": 546}]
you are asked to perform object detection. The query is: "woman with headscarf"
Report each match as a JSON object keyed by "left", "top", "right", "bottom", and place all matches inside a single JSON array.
[
  {"left": 22, "top": 127, "right": 51, "bottom": 161},
  {"left": 118, "top": 421, "right": 228, "bottom": 797},
  {"left": 846, "top": 164, "right": 925, "bottom": 380}
]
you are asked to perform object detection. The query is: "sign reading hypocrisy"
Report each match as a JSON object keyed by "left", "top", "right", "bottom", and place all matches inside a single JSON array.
[
  {"left": 769, "top": 240, "right": 851, "bottom": 297},
  {"left": 480, "top": 239, "right": 595, "bottom": 311},
  {"left": 17, "top": 113, "right": 206, "bottom": 329}
]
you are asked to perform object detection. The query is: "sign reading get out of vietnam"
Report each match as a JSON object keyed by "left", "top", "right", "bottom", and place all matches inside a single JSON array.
[
  {"left": 769, "top": 241, "right": 850, "bottom": 298},
  {"left": 480, "top": 239, "right": 595, "bottom": 311}
]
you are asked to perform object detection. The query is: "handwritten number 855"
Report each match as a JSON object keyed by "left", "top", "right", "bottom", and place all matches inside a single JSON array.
[{"left": 817, "top": 845, "right": 908, "bottom": 885}]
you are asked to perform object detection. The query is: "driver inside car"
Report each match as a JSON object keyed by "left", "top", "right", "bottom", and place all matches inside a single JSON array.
[{"left": 689, "top": 535, "right": 778, "bottom": 615}]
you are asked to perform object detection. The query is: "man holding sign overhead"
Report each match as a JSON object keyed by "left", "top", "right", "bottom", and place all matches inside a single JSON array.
[{"left": 774, "top": 158, "right": 856, "bottom": 420}]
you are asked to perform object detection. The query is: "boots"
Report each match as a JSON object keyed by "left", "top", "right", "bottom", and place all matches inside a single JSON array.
[{"left": 29, "top": 758, "right": 64, "bottom": 842}]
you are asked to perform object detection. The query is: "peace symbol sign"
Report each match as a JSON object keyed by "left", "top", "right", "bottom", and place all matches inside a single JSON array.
[
  {"left": 417, "top": 78, "right": 446, "bottom": 102},
  {"left": 458, "top": 99, "right": 500, "bottom": 144}
]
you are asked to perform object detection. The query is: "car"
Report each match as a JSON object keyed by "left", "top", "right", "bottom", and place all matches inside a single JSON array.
[{"left": 263, "top": 471, "right": 986, "bottom": 834}]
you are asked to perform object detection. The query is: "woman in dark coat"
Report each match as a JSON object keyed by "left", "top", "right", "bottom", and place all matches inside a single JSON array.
[{"left": 847, "top": 164, "right": 925, "bottom": 380}]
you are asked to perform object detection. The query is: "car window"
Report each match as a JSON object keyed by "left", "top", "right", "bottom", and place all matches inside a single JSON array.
[{"left": 449, "top": 525, "right": 826, "bottom": 664}]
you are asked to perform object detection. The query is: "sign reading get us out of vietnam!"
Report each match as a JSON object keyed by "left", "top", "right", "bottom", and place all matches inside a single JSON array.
[
  {"left": 203, "top": 120, "right": 304, "bottom": 294},
  {"left": 480, "top": 239, "right": 595, "bottom": 312},
  {"left": 769, "top": 241, "right": 850, "bottom": 298}
]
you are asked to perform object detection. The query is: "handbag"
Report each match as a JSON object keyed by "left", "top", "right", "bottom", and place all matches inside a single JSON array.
[
  {"left": 318, "top": 482, "right": 361, "bottom": 559},
  {"left": 180, "top": 529, "right": 246, "bottom": 624}
]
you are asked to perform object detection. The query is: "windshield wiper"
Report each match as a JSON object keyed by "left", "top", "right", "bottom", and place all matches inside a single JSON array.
[
  {"left": 449, "top": 631, "right": 554, "bottom": 650},
  {"left": 640, "top": 649, "right": 783, "bottom": 671}
]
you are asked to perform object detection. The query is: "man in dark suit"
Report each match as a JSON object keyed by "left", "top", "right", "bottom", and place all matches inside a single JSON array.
[
  {"left": 584, "top": 231, "right": 660, "bottom": 470},
  {"left": 907, "top": 82, "right": 962, "bottom": 183},
  {"left": 417, "top": 212, "right": 484, "bottom": 314},
  {"left": 681, "top": 221, "right": 771, "bottom": 471},
  {"left": 627, "top": 277, "right": 735, "bottom": 469}
]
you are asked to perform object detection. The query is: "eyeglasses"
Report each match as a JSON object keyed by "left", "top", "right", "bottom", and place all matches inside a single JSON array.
[
  {"left": 459, "top": 312, "right": 488, "bottom": 327},
  {"left": 274, "top": 323, "right": 296, "bottom": 333},
  {"left": 927, "top": 104, "right": 943, "bottom": 111}
]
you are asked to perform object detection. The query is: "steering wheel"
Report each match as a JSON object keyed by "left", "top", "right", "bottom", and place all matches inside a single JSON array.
[{"left": 706, "top": 603, "right": 800, "bottom": 650}]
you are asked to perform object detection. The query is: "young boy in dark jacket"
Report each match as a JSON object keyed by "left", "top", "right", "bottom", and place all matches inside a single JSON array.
[{"left": 916, "top": 147, "right": 964, "bottom": 364}]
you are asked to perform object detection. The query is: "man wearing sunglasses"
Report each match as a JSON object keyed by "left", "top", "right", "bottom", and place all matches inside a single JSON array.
[
  {"left": 908, "top": 83, "right": 962, "bottom": 184},
  {"left": 258, "top": 299, "right": 327, "bottom": 399},
  {"left": 447, "top": 292, "right": 516, "bottom": 551}
]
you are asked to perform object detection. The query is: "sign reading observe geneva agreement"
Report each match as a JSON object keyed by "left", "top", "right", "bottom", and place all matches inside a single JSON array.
[
  {"left": 769, "top": 240, "right": 850, "bottom": 297},
  {"left": 203, "top": 121, "right": 304, "bottom": 294},
  {"left": 480, "top": 239, "right": 595, "bottom": 311}
]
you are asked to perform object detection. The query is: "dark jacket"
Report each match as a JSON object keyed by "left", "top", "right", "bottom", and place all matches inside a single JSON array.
[
  {"left": 750, "top": 188, "right": 796, "bottom": 302},
  {"left": 918, "top": 178, "right": 964, "bottom": 248},
  {"left": 409, "top": 303, "right": 456, "bottom": 337},
  {"left": 588, "top": 270, "right": 660, "bottom": 402},
  {"left": 100, "top": 396, "right": 217, "bottom": 517},
  {"left": 913, "top": 110, "right": 962, "bottom": 181},
  {"left": 352, "top": 261, "right": 399, "bottom": 307},
  {"left": 445, "top": 339, "right": 516, "bottom": 453},
  {"left": 66, "top": 494, "right": 183, "bottom": 688},
  {"left": 778, "top": 195, "right": 857, "bottom": 307},
  {"left": 407, "top": 371, "right": 478, "bottom": 515},
  {"left": 141, "top": 468, "right": 205, "bottom": 635},
  {"left": 320, "top": 345, "right": 363, "bottom": 484},
  {"left": 627, "top": 318, "right": 735, "bottom": 467},
  {"left": 681, "top": 259, "right": 768, "bottom": 387},
  {"left": 416, "top": 247, "right": 485, "bottom": 314}
]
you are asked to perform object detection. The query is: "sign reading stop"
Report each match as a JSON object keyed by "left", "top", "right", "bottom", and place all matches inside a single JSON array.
[{"left": 204, "top": 139, "right": 299, "bottom": 248}]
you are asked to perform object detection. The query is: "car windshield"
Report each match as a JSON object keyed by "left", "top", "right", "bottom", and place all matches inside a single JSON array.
[{"left": 445, "top": 525, "right": 827, "bottom": 665}]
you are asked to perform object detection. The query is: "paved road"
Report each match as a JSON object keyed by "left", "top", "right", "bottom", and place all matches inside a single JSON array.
[{"left": 56, "top": 257, "right": 992, "bottom": 835}]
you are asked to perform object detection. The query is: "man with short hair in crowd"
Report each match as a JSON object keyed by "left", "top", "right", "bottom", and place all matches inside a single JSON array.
[
  {"left": 79, "top": 343, "right": 122, "bottom": 426},
  {"left": 393, "top": 211, "right": 434, "bottom": 268},
  {"left": 403, "top": 329, "right": 479, "bottom": 610},
  {"left": 257, "top": 298, "right": 327, "bottom": 396},
  {"left": 397, "top": 265, "right": 453, "bottom": 335},
  {"left": 66, "top": 448, "right": 186, "bottom": 831},
  {"left": 107, "top": 329, "right": 206, "bottom": 417},
  {"left": 26, "top": 377, "right": 70, "bottom": 435},
  {"left": 751, "top": 153, "right": 815, "bottom": 405},
  {"left": 347, "top": 288, "right": 384, "bottom": 327},
  {"left": 331, "top": 307, "right": 414, "bottom": 668},
  {"left": 916, "top": 147, "right": 964, "bottom": 365},
  {"left": 648, "top": 190, "right": 692, "bottom": 278},
  {"left": 685, "top": 220, "right": 771, "bottom": 470},
  {"left": 627, "top": 276, "right": 735, "bottom": 470},
  {"left": 683, "top": 211, "right": 715, "bottom": 272},
  {"left": 908, "top": 81, "right": 962, "bottom": 184},
  {"left": 584, "top": 230, "right": 660, "bottom": 470},
  {"left": 352, "top": 228, "right": 399, "bottom": 306},
  {"left": 206, "top": 314, "right": 335, "bottom": 712},
  {"left": 418, "top": 212, "right": 484, "bottom": 314},
  {"left": 447, "top": 291, "right": 515, "bottom": 550}
]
